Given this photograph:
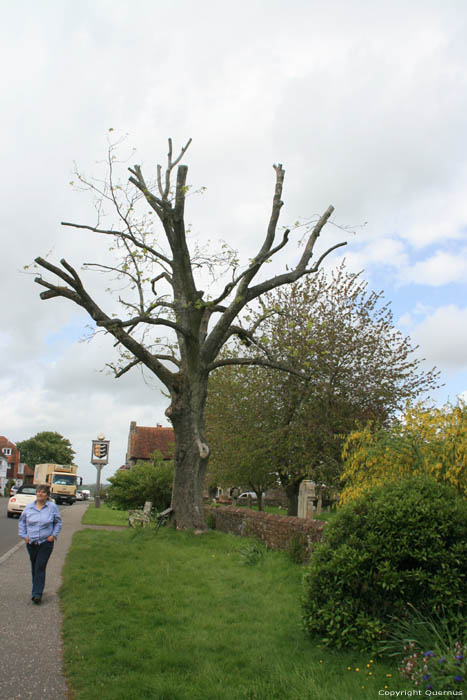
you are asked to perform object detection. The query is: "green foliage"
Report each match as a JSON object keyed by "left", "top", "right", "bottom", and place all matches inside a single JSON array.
[
  {"left": 107, "top": 452, "right": 173, "bottom": 511},
  {"left": 206, "top": 263, "right": 440, "bottom": 514},
  {"left": 302, "top": 477, "right": 467, "bottom": 652},
  {"left": 239, "top": 540, "right": 266, "bottom": 565},
  {"left": 16, "top": 431, "right": 75, "bottom": 467}
]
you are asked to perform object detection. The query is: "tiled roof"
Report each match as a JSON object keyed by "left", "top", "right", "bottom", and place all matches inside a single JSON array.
[{"left": 127, "top": 425, "right": 175, "bottom": 462}]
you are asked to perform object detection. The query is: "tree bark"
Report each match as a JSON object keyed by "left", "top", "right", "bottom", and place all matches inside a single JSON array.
[
  {"left": 167, "top": 379, "right": 210, "bottom": 531},
  {"left": 285, "top": 480, "right": 301, "bottom": 516}
]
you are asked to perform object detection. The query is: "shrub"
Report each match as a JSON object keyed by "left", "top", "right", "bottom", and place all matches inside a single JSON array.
[
  {"left": 302, "top": 476, "right": 467, "bottom": 652},
  {"left": 107, "top": 452, "right": 173, "bottom": 510}
]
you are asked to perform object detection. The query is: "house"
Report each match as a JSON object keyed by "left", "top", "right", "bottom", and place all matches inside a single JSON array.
[
  {"left": 0, "top": 452, "right": 8, "bottom": 494},
  {"left": 0, "top": 435, "right": 34, "bottom": 486},
  {"left": 125, "top": 422, "right": 175, "bottom": 467}
]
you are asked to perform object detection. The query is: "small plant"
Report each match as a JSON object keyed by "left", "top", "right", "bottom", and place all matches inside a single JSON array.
[
  {"left": 399, "top": 642, "right": 465, "bottom": 691},
  {"left": 380, "top": 606, "right": 466, "bottom": 692},
  {"left": 287, "top": 533, "right": 309, "bottom": 564},
  {"left": 240, "top": 541, "right": 266, "bottom": 565}
]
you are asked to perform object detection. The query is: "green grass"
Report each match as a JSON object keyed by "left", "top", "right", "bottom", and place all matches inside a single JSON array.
[
  {"left": 81, "top": 502, "right": 129, "bottom": 526},
  {"left": 61, "top": 528, "right": 411, "bottom": 699}
]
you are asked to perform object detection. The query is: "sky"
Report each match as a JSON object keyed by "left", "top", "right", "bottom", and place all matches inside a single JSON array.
[{"left": 1, "top": 0, "right": 467, "bottom": 484}]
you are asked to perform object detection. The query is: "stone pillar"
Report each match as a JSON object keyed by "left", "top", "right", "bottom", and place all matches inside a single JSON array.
[{"left": 298, "top": 480, "right": 316, "bottom": 519}]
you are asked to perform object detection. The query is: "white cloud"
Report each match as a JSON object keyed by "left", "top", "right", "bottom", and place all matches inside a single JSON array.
[
  {"left": 410, "top": 305, "right": 467, "bottom": 370},
  {"left": 399, "top": 249, "right": 467, "bottom": 286}
]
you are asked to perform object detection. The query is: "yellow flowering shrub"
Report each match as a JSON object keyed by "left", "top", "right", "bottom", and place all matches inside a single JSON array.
[{"left": 340, "top": 400, "right": 467, "bottom": 503}]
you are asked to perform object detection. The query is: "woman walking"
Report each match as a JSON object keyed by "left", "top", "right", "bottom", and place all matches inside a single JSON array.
[{"left": 18, "top": 485, "right": 62, "bottom": 604}]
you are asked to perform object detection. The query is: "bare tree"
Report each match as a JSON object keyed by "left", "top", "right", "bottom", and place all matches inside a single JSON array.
[{"left": 34, "top": 138, "right": 346, "bottom": 530}]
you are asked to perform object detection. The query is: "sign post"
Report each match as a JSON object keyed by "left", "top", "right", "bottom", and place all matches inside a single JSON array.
[{"left": 91, "top": 434, "right": 110, "bottom": 508}]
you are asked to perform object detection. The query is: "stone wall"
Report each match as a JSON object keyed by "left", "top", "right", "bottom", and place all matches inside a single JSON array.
[{"left": 205, "top": 505, "right": 326, "bottom": 553}]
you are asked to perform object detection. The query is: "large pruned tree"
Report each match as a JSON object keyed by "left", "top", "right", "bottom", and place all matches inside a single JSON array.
[
  {"left": 206, "top": 264, "right": 440, "bottom": 514},
  {"left": 34, "top": 138, "right": 346, "bottom": 530}
]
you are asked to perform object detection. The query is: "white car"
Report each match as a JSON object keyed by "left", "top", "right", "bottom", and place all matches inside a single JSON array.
[
  {"left": 237, "top": 492, "right": 258, "bottom": 501},
  {"left": 75, "top": 491, "right": 84, "bottom": 501},
  {"left": 7, "top": 485, "right": 37, "bottom": 518}
]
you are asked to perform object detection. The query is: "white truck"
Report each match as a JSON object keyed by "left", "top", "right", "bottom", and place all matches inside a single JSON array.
[{"left": 34, "top": 463, "right": 82, "bottom": 505}]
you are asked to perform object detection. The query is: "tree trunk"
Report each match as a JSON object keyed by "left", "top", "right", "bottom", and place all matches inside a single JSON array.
[
  {"left": 167, "top": 380, "right": 209, "bottom": 530},
  {"left": 285, "top": 481, "right": 300, "bottom": 516}
]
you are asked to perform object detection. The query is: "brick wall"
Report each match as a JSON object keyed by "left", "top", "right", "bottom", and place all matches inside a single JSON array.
[{"left": 205, "top": 505, "right": 326, "bottom": 554}]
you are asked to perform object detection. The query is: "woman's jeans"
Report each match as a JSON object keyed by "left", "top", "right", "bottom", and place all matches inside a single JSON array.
[{"left": 26, "top": 541, "right": 54, "bottom": 599}]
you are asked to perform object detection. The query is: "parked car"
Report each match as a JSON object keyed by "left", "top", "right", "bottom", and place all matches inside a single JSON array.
[
  {"left": 75, "top": 491, "right": 84, "bottom": 501},
  {"left": 237, "top": 492, "right": 258, "bottom": 501},
  {"left": 9, "top": 484, "right": 19, "bottom": 496},
  {"left": 7, "top": 485, "right": 37, "bottom": 518}
]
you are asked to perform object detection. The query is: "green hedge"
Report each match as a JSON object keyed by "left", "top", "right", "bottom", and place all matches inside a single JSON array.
[{"left": 302, "top": 476, "right": 467, "bottom": 652}]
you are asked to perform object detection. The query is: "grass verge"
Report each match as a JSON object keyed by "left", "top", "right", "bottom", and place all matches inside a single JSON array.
[
  {"left": 61, "top": 528, "right": 411, "bottom": 699},
  {"left": 81, "top": 502, "right": 129, "bottom": 527}
]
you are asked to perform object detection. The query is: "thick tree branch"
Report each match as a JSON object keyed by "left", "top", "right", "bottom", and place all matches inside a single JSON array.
[
  {"left": 154, "top": 354, "right": 181, "bottom": 368},
  {"left": 106, "top": 315, "right": 185, "bottom": 334},
  {"left": 203, "top": 201, "right": 345, "bottom": 365},
  {"left": 34, "top": 257, "right": 176, "bottom": 389},
  {"left": 247, "top": 240, "right": 348, "bottom": 302},
  {"left": 211, "top": 228, "right": 291, "bottom": 307}
]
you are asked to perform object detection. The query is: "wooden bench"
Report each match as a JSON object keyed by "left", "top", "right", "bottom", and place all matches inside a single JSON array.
[
  {"left": 128, "top": 501, "right": 153, "bottom": 528},
  {"left": 155, "top": 507, "right": 173, "bottom": 530}
]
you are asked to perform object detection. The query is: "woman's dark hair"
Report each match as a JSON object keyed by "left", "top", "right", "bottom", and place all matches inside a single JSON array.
[{"left": 36, "top": 484, "right": 51, "bottom": 498}]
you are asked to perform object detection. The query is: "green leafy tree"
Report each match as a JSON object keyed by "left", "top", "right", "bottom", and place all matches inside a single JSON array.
[
  {"left": 107, "top": 452, "right": 173, "bottom": 511},
  {"left": 33, "top": 137, "right": 347, "bottom": 529},
  {"left": 207, "top": 264, "right": 439, "bottom": 514},
  {"left": 17, "top": 431, "right": 75, "bottom": 467},
  {"left": 206, "top": 365, "right": 279, "bottom": 508}
]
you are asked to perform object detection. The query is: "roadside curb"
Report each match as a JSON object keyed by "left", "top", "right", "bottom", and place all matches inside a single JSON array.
[{"left": 0, "top": 538, "right": 25, "bottom": 565}]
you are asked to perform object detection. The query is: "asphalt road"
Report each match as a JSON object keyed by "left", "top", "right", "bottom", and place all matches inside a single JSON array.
[{"left": 0, "top": 498, "right": 24, "bottom": 556}]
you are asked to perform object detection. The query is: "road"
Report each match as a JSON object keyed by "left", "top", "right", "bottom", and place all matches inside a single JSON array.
[{"left": 0, "top": 498, "right": 23, "bottom": 556}]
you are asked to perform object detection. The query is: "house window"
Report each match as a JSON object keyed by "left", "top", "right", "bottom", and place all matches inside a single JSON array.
[
  {"left": 2, "top": 448, "right": 12, "bottom": 456},
  {"left": 18, "top": 463, "right": 24, "bottom": 474}
]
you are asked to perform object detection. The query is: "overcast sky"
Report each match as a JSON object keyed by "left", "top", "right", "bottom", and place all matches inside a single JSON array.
[{"left": 1, "top": 0, "right": 467, "bottom": 484}]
